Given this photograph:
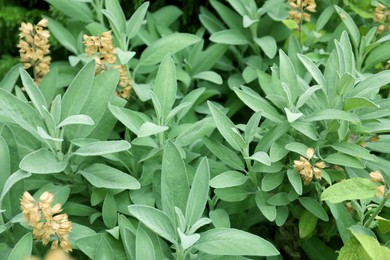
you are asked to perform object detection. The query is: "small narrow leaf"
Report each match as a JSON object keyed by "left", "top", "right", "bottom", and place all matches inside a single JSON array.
[
  {"left": 57, "top": 114, "right": 94, "bottom": 128},
  {"left": 73, "top": 140, "right": 131, "bottom": 156},
  {"left": 186, "top": 158, "right": 210, "bottom": 226}
]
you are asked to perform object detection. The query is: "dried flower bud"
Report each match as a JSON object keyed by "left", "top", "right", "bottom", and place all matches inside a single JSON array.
[
  {"left": 18, "top": 19, "right": 51, "bottom": 84},
  {"left": 376, "top": 185, "right": 385, "bottom": 197},
  {"left": 20, "top": 191, "right": 72, "bottom": 252},
  {"left": 306, "top": 147, "right": 314, "bottom": 159},
  {"left": 370, "top": 171, "right": 385, "bottom": 183}
]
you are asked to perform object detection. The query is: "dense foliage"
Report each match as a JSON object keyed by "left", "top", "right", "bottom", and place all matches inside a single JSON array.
[{"left": 1, "top": 0, "right": 390, "bottom": 259}]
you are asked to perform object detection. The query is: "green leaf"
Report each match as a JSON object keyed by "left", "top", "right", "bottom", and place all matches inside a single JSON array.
[
  {"left": 128, "top": 205, "right": 176, "bottom": 244},
  {"left": 0, "top": 88, "right": 44, "bottom": 139},
  {"left": 178, "top": 228, "right": 200, "bottom": 250},
  {"left": 78, "top": 163, "right": 140, "bottom": 190},
  {"left": 344, "top": 97, "right": 380, "bottom": 111},
  {"left": 244, "top": 111, "right": 261, "bottom": 144},
  {"left": 7, "top": 232, "right": 32, "bottom": 260},
  {"left": 19, "top": 149, "right": 66, "bottom": 174},
  {"left": 0, "top": 136, "right": 11, "bottom": 195},
  {"left": 138, "top": 122, "right": 168, "bottom": 138},
  {"left": 334, "top": 5, "right": 360, "bottom": 48},
  {"left": 126, "top": 2, "right": 149, "bottom": 39},
  {"left": 331, "top": 142, "right": 377, "bottom": 161},
  {"left": 161, "top": 141, "right": 190, "bottom": 224},
  {"left": 73, "top": 140, "right": 131, "bottom": 156},
  {"left": 316, "top": 5, "right": 335, "bottom": 31},
  {"left": 72, "top": 69, "right": 120, "bottom": 138},
  {"left": 352, "top": 231, "right": 390, "bottom": 259},
  {"left": 45, "top": 16, "right": 78, "bottom": 53},
  {"left": 61, "top": 60, "right": 96, "bottom": 119},
  {"left": 0, "top": 170, "right": 31, "bottom": 202},
  {"left": 325, "top": 153, "right": 365, "bottom": 169},
  {"left": 347, "top": 70, "right": 390, "bottom": 98},
  {"left": 136, "top": 224, "right": 156, "bottom": 260},
  {"left": 321, "top": 178, "right": 377, "bottom": 203},
  {"left": 208, "top": 101, "right": 244, "bottom": 151},
  {"left": 186, "top": 158, "right": 210, "bottom": 226},
  {"left": 105, "top": 0, "right": 126, "bottom": 32},
  {"left": 284, "top": 108, "right": 303, "bottom": 122},
  {"left": 291, "top": 121, "right": 318, "bottom": 140},
  {"left": 139, "top": 33, "right": 201, "bottom": 66},
  {"left": 285, "top": 142, "right": 308, "bottom": 157},
  {"left": 195, "top": 228, "right": 279, "bottom": 256},
  {"left": 108, "top": 103, "right": 148, "bottom": 135},
  {"left": 287, "top": 168, "right": 302, "bottom": 195},
  {"left": 261, "top": 172, "right": 285, "bottom": 192},
  {"left": 299, "top": 210, "right": 318, "bottom": 239},
  {"left": 255, "top": 191, "right": 277, "bottom": 222},
  {"left": 57, "top": 114, "right": 94, "bottom": 128},
  {"left": 254, "top": 36, "right": 277, "bottom": 59},
  {"left": 0, "top": 64, "right": 20, "bottom": 92},
  {"left": 339, "top": 236, "right": 371, "bottom": 260},
  {"left": 364, "top": 41, "right": 390, "bottom": 69},
  {"left": 279, "top": 50, "right": 299, "bottom": 102},
  {"left": 245, "top": 151, "right": 271, "bottom": 166},
  {"left": 39, "top": 67, "right": 58, "bottom": 105},
  {"left": 298, "top": 54, "right": 326, "bottom": 88},
  {"left": 203, "top": 137, "right": 245, "bottom": 171},
  {"left": 234, "top": 86, "right": 284, "bottom": 123},
  {"left": 154, "top": 55, "right": 177, "bottom": 119},
  {"left": 298, "top": 197, "right": 329, "bottom": 221},
  {"left": 193, "top": 71, "right": 223, "bottom": 85},
  {"left": 95, "top": 237, "right": 114, "bottom": 260},
  {"left": 337, "top": 73, "right": 355, "bottom": 95},
  {"left": 102, "top": 192, "right": 117, "bottom": 228},
  {"left": 305, "top": 109, "right": 360, "bottom": 123},
  {"left": 210, "top": 29, "right": 249, "bottom": 45},
  {"left": 46, "top": 0, "right": 93, "bottom": 22},
  {"left": 209, "top": 209, "right": 230, "bottom": 228},
  {"left": 267, "top": 192, "right": 290, "bottom": 206},
  {"left": 19, "top": 68, "right": 47, "bottom": 117},
  {"left": 210, "top": 171, "right": 248, "bottom": 189}
]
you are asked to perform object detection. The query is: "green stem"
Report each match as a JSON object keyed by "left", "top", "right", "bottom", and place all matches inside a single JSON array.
[
  {"left": 0, "top": 202, "right": 15, "bottom": 245},
  {"left": 364, "top": 193, "right": 389, "bottom": 228}
]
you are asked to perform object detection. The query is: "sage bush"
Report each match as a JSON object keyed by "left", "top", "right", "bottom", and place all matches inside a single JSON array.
[{"left": 1, "top": 0, "right": 390, "bottom": 259}]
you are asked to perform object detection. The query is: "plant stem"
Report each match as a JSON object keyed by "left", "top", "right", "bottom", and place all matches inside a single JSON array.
[
  {"left": 364, "top": 193, "right": 389, "bottom": 228},
  {"left": 0, "top": 202, "right": 15, "bottom": 245}
]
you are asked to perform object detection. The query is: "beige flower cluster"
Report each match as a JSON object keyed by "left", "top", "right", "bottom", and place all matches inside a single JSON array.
[
  {"left": 288, "top": 0, "right": 317, "bottom": 24},
  {"left": 370, "top": 171, "right": 386, "bottom": 197},
  {"left": 17, "top": 19, "right": 51, "bottom": 84},
  {"left": 83, "top": 31, "right": 132, "bottom": 99},
  {"left": 374, "top": 3, "right": 390, "bottom": 34},
  {"left": 20, "top": 191, "right": 72, "bottom": 253},
  {"left": 293, "top": 148, "right": 325, "bottom": 185}
]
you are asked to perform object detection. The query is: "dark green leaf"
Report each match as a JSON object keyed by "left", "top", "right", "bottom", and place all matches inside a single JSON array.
[{"left": 298, "top": 197, "right": 329, "bottom": 221}]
